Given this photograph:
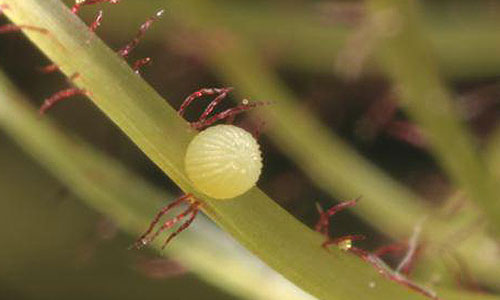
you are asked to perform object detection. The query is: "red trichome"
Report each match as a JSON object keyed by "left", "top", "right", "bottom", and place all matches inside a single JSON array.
[
  {"left": 179, "top": 87, "right": 269, "bottom": 130},
  {"left": 71, "top": 0, "right": 121, "bottom": 15},
  {"left": 132, "top": 194, "right": 201, "bottom": 250},
  {"left": 316, "top": 200, "right": 440, "bottom": 300}
]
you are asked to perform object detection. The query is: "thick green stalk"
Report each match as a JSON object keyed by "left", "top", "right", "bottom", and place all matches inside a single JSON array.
[
  {"left": 0, "top": 69, "right": 314, "bottom": 300},
  {"left": 0, "top": 0, "right": 434, "bottom": 299}
]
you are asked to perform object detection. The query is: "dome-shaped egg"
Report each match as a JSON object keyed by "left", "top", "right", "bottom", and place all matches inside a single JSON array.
[{"left": 185, "top": 124, "right": 262, "bottom": 199}]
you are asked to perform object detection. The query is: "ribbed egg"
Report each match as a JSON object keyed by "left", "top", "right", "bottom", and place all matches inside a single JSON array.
[{"left": 185, "top": 124, "right": 262, "bottom": 199}]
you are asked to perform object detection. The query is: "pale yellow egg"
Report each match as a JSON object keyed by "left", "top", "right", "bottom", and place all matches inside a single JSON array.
[{"left": 185, "top": 125, "right": 262, "bottom": 199}]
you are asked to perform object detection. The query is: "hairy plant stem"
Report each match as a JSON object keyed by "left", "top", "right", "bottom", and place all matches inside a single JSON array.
[{"left": 0, "top": 0, "right": 434, "bottom": 299}]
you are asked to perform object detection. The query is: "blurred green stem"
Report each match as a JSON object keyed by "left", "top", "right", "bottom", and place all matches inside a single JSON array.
[{"left": 365, "top": 0, "right": 500, "bottom": 235}]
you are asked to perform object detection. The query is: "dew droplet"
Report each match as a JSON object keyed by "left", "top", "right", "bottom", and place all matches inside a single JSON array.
[{"left": 156, "top": 9, "right": 165, "bottom": 17}]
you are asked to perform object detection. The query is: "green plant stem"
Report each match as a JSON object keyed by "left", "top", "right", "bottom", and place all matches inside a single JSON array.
[
  {"left": 365, "top": 0, "right": 500, "bottom": 235},
  {"left": 0, "top": 69, "right": 316, "bottom": 300},
  {"left": 1, "top": 70, "right": 496, "bottom": 300},
  {"left": 0, "top": 0, "right": 438, "bottom": 298},
  {"left": 163, "top": 0, "right": 500, "bottom": 290}
]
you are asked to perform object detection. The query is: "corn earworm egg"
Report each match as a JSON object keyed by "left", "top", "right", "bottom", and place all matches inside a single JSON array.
[{"left": 185, "top": 125, "right": 262, "bottom": 199}]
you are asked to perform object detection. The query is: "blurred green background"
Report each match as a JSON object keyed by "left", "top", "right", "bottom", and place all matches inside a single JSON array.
[{"left": 0, "top": 0, "right": 499, "bottom": 299}]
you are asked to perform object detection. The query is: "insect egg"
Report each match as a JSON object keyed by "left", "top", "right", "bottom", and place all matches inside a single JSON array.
[{"left": 185, "top": 124, "right": 263, "bottom": 199}]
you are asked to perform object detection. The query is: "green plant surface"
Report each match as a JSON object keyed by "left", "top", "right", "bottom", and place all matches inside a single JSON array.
[
  {"left": 365, "top": 0, "right": 500, "bottom": 235},
  {"left": 1, "top": 71, "right": 497, "bottom": 300},
  {"left": 3, "top": 0, "right": 500, "bottom": 298},
  {"left": 0, "top": 69, "right": 314, "bottom": 300},
  {"left": 162, "top": 0, "right": 500, "bottom": 289},
  {"left": 0, "top": 0, "right": 436, "bottom": 299}
]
